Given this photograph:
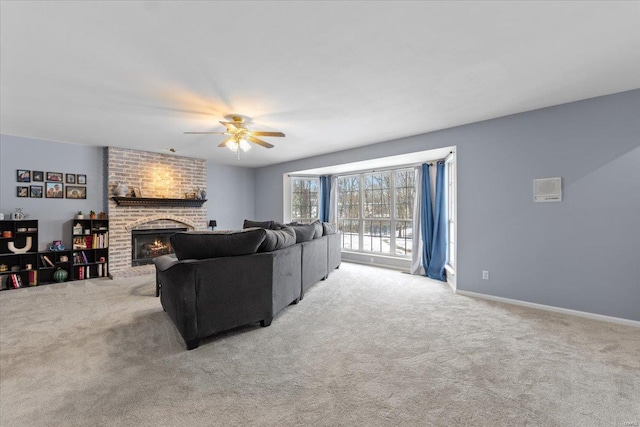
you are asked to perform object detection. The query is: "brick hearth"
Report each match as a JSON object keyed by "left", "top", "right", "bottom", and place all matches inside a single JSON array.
[{"left": 107, "top": 147, "right": 207, "bottom": 278}]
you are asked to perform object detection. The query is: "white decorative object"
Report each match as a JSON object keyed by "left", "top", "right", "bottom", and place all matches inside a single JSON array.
[
  {"left": 8, "top": 236, "right": 32, "bottom": 254},
  {"left": 0, "top": 212, "right": 4, "bottom": 220},
  {"left": 113, "top": 182, "right": 128, "bottom": 197}
]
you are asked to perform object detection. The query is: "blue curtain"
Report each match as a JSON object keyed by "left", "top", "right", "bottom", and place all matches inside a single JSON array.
[
  {"left": 427, "top": 161, "right": 447, "bottom": 281},
  {"left": 319, "top": 175, "right": 331, "bottom": 222},
  {"left": 420, "top": 164, "right": 433, "bottom": 273}
]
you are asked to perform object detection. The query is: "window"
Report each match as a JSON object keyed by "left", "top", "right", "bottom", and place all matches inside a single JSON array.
[
  {"left": 446, "top": 156, "right": 456, "bottom": 270},
  {"left": 337, "top": 168, "right": 414, "bottom": 258},
  {"left": 290, "top": 178, "right": 319, "bottom": 223}
]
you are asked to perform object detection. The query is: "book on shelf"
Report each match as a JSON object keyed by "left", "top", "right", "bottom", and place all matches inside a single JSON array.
[
  {"left": 73, "top": 237, "right": 86, "bottom": 249},
  {"left": 28, "top": 270, "right": 37, "bottom": 286},
  {"left": 10, "top": 274, "right": 21, "bottom": 289},
  {"left": 42, "top": 255, "right": 55, "bottom": 267},
  {"left": 81, "top": 251, "right": 89, "bottom": 264}
]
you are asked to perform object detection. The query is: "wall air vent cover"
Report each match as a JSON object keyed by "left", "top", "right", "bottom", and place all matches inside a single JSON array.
[{"left": 533, "top": 177, "right": 562, "bottom": 203}]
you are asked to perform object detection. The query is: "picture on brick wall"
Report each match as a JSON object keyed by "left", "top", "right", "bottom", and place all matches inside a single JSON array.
[
  {"left": 32, "top": 171, "right": 44, "bottom": 182},
  {"left": 30, "top": 185, "right": 43, "bottom": 198},
  {"left": 17, "top": 170, "right": 31, "bottom": 182},
  {"left": 66, "top": 174, "right": 76, "bottom": 184},
  {"left": 17, "top": 186, "right": 29, "bottom": 197},
  {"left": 45, "top": 182, "right": 64, "bottom": 198},
  {"left": 77, "top": 174, "right": 86, "bottom": 185},
  {"left": 46, "top": 172, "right": 63, "bottom": 182},
  {"left": 65, "top": 185, "right": 86, "bottom": 199}
]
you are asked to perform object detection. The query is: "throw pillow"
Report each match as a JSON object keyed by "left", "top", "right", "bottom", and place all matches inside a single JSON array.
[
  {"left": 322, "top": 222, "right": 337, "bottom": 235},
  {"left": 288, "top": 224, "right": 316, "bottom": 243},
  {"left": 243, "top": 219, "right": 274, "bottom": 230},
  {"left": 310, "top": 219, "right": 323, "bottom": 239},
  {"left": 258, "top": 227, "right": 296, "bottom": 252},
  {"left": 171, "top": 229, "right": 266, "bottom": 260}
]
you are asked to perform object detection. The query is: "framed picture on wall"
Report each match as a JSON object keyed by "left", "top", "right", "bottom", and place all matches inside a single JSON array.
[
  {"left": 45, "top": 182, "right": 64, "bottom": 198},
  {"left": 30, "top": 185, "right": 43, "bottom": 198},
  {"left": 17, "top": 186, "right": 29, "bottom": 197},
  {"left": 32, "top": 171, "right": 44, "bottom": 182},
  {"left": 77, "top": 174, "right": 86, "bottom": 185},
  {"left": 46, "top": 172, "right": 63, "bottom": 182},
  {"left": 17, "top": 170, "right": 31, "bottom": 182},
  {"left": 65, "top": 186, "right": 86, "bottom": 199},
  {"left": 66, "top": 174, "right": 76, "bottom": 184}
]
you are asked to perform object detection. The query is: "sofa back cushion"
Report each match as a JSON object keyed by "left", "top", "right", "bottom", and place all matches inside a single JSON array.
[
  {"left": 171, "top": 229, "right": 266, "bottom": 260},
  {"left": 287, "top": 224, "right": 316, "bottom": 243},
  {"left": 322, "top": 222, "right": 337, "bottom": 235},
  {"left": 243, "top": 219, "right": 274, "bottom": 230},
  {"left": 310, "top": 220, "right": 323, "bottom": 238},
  {"left": 258, "top": 227, "right": 297, "bottom": 252}
]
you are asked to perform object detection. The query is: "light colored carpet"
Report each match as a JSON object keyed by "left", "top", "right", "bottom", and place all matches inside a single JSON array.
[{"left": 1, "top": 262, "right": 638, "bottom": 426}]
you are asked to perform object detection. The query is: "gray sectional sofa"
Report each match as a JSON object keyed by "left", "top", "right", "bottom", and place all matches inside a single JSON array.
[{"left": 154, "top": 222, "right": 341, "bottom": 350}]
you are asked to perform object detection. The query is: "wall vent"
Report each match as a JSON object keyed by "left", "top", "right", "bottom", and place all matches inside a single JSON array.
[{"left": 533, "top": 177, "right": 562, "bottom": 203}]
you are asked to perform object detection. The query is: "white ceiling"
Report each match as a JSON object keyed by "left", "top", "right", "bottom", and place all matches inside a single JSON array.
[{"left": 2, "top": 1, "right": 639, "bottom": 168}]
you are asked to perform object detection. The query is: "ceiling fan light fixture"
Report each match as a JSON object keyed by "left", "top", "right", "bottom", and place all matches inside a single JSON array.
[
  {"left": 238, "top": 138, "right": 251, "bottom": 152},
  {"left": 225, "top": 139, "right": 237, "bottom": 152}
]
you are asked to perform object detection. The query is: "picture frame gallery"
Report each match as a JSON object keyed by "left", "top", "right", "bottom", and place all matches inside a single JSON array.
[{"left": 15, "top": 170, "right": 87, "bottom": 200}]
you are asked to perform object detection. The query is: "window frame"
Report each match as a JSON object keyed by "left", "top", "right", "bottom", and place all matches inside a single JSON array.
[
  {"left": 290, "top": 176, "right": 320, "bottom": 223},
  {"left": 337, "top": 167, "right": 414, "bottom": 258}
]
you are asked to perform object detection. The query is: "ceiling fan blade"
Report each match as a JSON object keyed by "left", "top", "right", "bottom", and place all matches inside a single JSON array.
[
  {"left": 219, "top": 121, "right": 243, "bottom": 129},
  {"left": 247, "top": 136, "right": 274, "bottom": 149},
  {"left": 184, "top": 131, "right": 227, "bottom": 134},
  {"left": 250, "top": 131, "right": 285, "bottom": 137},
  {"left": 217, "top": 137, "right": 234, "bottom": 148}
]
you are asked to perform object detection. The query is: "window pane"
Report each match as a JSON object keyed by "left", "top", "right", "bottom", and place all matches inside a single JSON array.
[
  {"left": 363, "top": 220, "right": 391, "bottom": 254},
  {"left": 338, "top": 177, "right": 360, "bottom": 219},
  {"left": 395, "top": 170, "right": 414, "bottom": 220},
  {"left": 395, "top": 220, "right": 413, "bottom": 256},
  {"left": 364, "top": 173, "right": 391, "bottom": 218},
  {"left": 340, "top": 219, "right": 360, "bottom": 251},
  {"left": 291, "top": 178, "right": 319, "bottom": 222}
]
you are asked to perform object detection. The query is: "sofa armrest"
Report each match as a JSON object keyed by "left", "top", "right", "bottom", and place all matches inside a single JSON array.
[
  {"left": 154, "top": 254, "right": 179, "bottom": 272},
  {"left": 155, "top": 257, "right": 198, "bottom": 345}
]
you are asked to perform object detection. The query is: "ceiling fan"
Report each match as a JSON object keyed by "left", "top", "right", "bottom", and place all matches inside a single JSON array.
[{"left": 185, "top": 114, "right": 285, "bottom": 158}]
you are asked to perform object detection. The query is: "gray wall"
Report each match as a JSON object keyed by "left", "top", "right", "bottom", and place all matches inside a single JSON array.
[
  {"left": 1, "top": 135, "right": 257, "bottom": 250},
  {"left": 206, "top": 163, "right": 255, "bottom": 230},
  {"left": 254, "top": 90, "right": 640, "bottom": 321},
  {"left": 0, "top": 135, "right": 106, "bottom": 251}
]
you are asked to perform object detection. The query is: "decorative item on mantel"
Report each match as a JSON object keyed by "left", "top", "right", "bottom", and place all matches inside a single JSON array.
[
  {"left": 89, "top": 210, "right": 96, "bottom": 219},
  {"left": 99, "top": 211, "right": 107, "bottom": 219},
  {"left": 76, "top": 211, "right": 84, "bottom": 219},
  {"left": 113, "top": 182, "right": 128, "bottom": 197}
]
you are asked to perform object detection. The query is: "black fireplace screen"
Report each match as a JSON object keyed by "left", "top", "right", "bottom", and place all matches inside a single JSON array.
[{"left": 131, "top": 228, "right": 187, "bottom": 266}]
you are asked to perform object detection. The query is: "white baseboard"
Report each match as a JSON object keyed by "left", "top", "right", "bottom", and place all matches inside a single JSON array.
[{"left": 455, "top": 289, "right": 640, "bottom": 328}]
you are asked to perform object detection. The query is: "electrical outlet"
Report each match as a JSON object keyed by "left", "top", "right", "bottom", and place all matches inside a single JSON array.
[
  {"left": 482, "top": 270, "right": 489, "bottom": 280},
  {"left": 369, "top": 257, "right": 374, "bottom": 263}
]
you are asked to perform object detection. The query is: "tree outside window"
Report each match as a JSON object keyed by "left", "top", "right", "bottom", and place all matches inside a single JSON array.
[{"left": 291, "top": 178, "right": 319, "bottom": 223}]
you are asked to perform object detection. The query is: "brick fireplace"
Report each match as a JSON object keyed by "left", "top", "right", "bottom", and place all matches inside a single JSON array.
[{"left": 107, "top": 147, "right": 207, "bottom": 278}]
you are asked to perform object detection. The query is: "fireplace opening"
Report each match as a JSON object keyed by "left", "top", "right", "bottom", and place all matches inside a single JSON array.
[{"left": 131, "top": 228, "right": 187, "bottom": 266}]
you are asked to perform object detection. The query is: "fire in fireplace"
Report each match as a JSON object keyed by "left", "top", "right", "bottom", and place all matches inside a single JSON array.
[{"left": 131, "top": 228, "right": 187, "bottom": 266}]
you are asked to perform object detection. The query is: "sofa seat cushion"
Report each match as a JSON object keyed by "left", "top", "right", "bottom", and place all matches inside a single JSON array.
[
  {"left": 287, "top": 224, "right": 316, "bottom": 243},
  {"left": 171, "top": 229, "right": 266, "bottom": 260},
  {"left": 259, "top": 227, "right": 297, "bottom": 252}
]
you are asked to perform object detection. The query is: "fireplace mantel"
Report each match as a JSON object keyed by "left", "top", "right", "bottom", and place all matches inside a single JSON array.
[{"left": 111, "top": 197, "right": 207, "bottom": 207}]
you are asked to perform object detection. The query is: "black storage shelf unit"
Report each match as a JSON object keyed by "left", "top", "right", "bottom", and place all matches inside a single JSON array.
[
  {"left": 38, "top": 250, "right": 73, "bottom": 285},
  {"left": 0, "top": 220, "right": 39, "bottom": 290},
  {"left": 71, "top": 218, "right": 109, "bottom": 280},
  {"left": 1, "top": 218, "right": 111, "bottom": 290}
]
